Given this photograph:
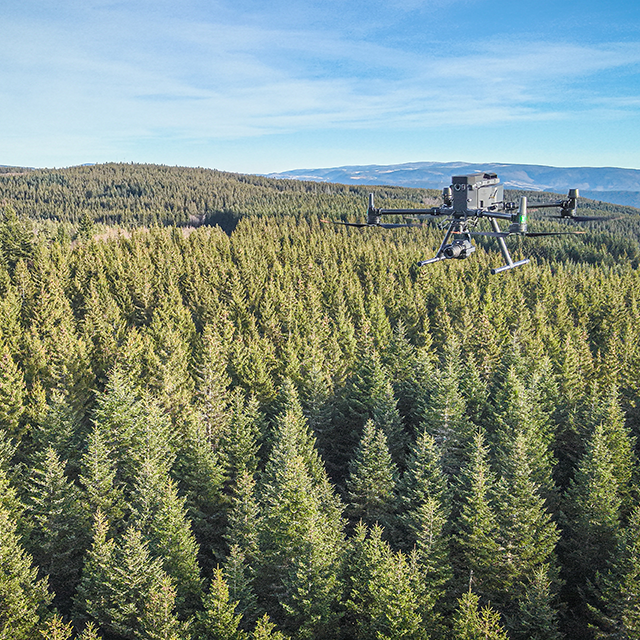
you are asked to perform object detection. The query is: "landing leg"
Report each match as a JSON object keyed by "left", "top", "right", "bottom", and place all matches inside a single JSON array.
[{"left": 490, "top": 218, "right": 529, "bottom": 274}]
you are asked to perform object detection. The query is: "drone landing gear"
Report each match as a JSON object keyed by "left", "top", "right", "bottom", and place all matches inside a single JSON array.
[
  {"left": 490, "top": 219, "right": 529, "bottom": 274},
  {"left": 417, "top": 217, "right": 529, "bottom": 273},
  {"left": 417, "top": 222, "right": 454, "bottom": 266}
]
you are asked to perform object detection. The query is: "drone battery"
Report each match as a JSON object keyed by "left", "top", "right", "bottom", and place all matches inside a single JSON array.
[{"left": 451, "top": 173, "right": 503, "bottom": 214}]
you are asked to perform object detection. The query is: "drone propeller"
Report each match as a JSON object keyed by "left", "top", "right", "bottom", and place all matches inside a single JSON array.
[
  {"left": 471, "top": 230, "right": 586, "bottom": 238},
  {"left": 320, "top": 219, "right": 423, "bottom": 229},
  {"left": 523, "top": 231, "right": 587, "bottom": 237},
  {"left": 549, "top": 215, "right": 623, "bottom": 222},
  {"left": 320, "top": 219, "right": 371, "bottom": 228},
  {"left": 470, "top": 231, "right": 508, "bottom": 238},
  {"left": 378, "top": 222, "right": 424, "bottom": 229}
]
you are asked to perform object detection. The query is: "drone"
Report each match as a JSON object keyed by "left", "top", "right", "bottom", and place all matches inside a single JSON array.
[{"left": 323, "top": 172, "right": 617, "bottom": 274}]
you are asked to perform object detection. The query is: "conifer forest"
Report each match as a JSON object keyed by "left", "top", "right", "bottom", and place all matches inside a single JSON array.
[{"left": 3, "top": 163, "right": 640, "bottom": 640}]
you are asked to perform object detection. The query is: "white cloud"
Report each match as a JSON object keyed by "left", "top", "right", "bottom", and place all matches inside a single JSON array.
[{"left": 1, "top": 0, "right": 640, "bottom": 170}]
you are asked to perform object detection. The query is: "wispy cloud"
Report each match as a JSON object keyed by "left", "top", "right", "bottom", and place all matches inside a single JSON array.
[{"left": 2, "top": 0, "right": 640, "bottom": 168}]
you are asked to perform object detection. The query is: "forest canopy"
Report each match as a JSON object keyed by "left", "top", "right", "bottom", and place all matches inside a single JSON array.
[{"left": 1, "top": 163, "right": 640, "bottom": 639}]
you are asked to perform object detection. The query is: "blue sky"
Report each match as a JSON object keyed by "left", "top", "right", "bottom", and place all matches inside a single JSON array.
[{"left": 2, "top": 0, "right": 640, "bottom": 173}]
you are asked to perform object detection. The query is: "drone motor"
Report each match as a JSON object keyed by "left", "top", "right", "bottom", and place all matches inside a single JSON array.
[{"left": 560, "top": 188, "right": 579, "bottom": 217}]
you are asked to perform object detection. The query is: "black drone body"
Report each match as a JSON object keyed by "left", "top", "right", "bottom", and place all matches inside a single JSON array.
[{"left": 325, "top": 172, "right": 614, "bottom": 274}]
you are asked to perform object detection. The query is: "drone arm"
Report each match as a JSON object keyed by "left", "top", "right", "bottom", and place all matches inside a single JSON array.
[
  {"left": 478, "top": 211, "right": 512, "bottom": 220},
  {"left": 368, "top": 193, "right": 443, "bottom": 222},
  {"left": 526, "top": 200, "right": 563, "bottom": 209},
  {"left": 378, "top": 208, "right": 442, "bottom": 215},
  {"left": 523, "top": 189, "right": 579, "bottom": 217}
]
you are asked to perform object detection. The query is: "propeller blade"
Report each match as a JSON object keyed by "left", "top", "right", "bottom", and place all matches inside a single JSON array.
[
  {"left": 523, "top": 231, "right": 587, "bottom": 236},
  {"left": 471, "top": 229, "right": 586, "bottom": 238},
  {"left": 320, "top": 219, "right": 424, "bottom": 229},
  {"left": 549, "top": 215, "right": 623, "bottom": 222},
  {"left": 319, "top": 219, "right": 371, "bottom": 228},
  {"left": 378, "top": 222, "right": 424, "bottom": 229},
  {"left": 470, "top": 231, "right": 509, "bottom": 238}
]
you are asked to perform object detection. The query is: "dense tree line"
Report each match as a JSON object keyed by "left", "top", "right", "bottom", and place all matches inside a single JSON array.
[
  {"left": 0, "top": 164, "right": 441, "bottom": 230},
  {"left": 1, "top": 166, "right": 640, "bottom": 639},
  {"left": 1, "top": 163, "right": 639, "bottom": 236}
]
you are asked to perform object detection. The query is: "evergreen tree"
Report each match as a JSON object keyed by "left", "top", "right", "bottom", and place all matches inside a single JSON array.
[
  {"left": 24, "top": 447, "right": 90, "bottom": 612},
  {"left": 397, "top": 429, "right": 449, "bottom": 547},
  {"left": 455, "top": 430, "right": 501, "bottom": 601},
  {"left": 510, "top": 565, "right": 562, "bottom": 640},
  {"left": 396, "top": 429, "right": 451, "bottom": 628},
  {"left": 421, "top": 339, "right": 472, "bottom": 478},
  {"left": 74, "top": 511, "right": 116, "bottom": 630},
  {"left": 196, "top": 567, "right": 248, "bottom": 640},
  {"left": 413, "top": 496, "right": 452, "bottom": 635},
  {"left": 226, "top": 469, "right": 261, "bottom": 559},
  {"left": 224, "top": 468, "right": 261, "bottom": 624},
  {"left": 29, "top": 392, "right": 87, "bottom": 476},
  {"left": 343, "top": 523, "right": 428, "bottom": 640},
  {"left": 346, "top": 419, "right": 397, "bottom": 530},
  {"left": 591, "top": 505, "right": 640, "bottom": 639},
  {"left": 251, "top": 615, "right": 287, "bottom": 640},
  {"left": 493, "top": 431, "right": 560, "bottom": 618},
  {"left": 331, "top": 339, "right": 388, "bottom": 481},
  {"left": 458, "top": 351, "right": 489, "bottom": 429},
  {"left": 75, "top": 517, "right": 183, "bottom": 639},
  {"left": 0, "top": 472, "right": 51, "bottom": 640},
  {"left": 369, "top": 363, "right": 407, "bottom": 466},
  {"left": 0, "top": 206, "right": 34, "bottom": 272},
  {"left": 0, "top": 344, "right": 26, "bottom": 440},
  {"left": 256, "top": 387, "right": 344, "bottom": 638},
  {"left": 77, "top": 622, "right": 102, "bottom": 640},
  {"left": 130, "top": 456, "right": 203, "bottom": 616},
  {"left": 143, "top": 290, "right": 196, "bottom": 421},
  {"left": 224, "top": 545, "right": 258, "bottom": 628},
  {"left": 193, "top": 322, "right": 231, "bottom": 446},
  {"left": 268, "top": 380, "right": 343, "bottom": 521},
  {"left": 298, "top": 342, "right": 333, "bottom": 446},
  {"left": 81, "top": 275, "right": 128, "bottom": 388},
  {"left": 137, "top": 573, "right": 184, "bottom": 640},
  {"left": 257, "top": 448, "right": 343, "bottom": 638},
  {"left": 397, "top": 343, "right": 437, "bottom": 438},
  {"left": 40, "top": 615, "right": 74, "bottom": 640},
  {"left": 554, "top": 330, "right": 594, "bottom": 490},
  {"left": 589, "top": 385, "right": 637, "bottom": 520},
  {"left": 92, "top": 366, "right": 172, "bottom": 496},
  {"left": 79, "top": 425, "right": 126, "bottom": 535},
  {"left": 491, "top": 363, "right": 556, "bottom": 501},
  {"left": 222, "top": 392, "right": 262, "bottom": 486},
  {"left": 561, "top": 422, "right": 622, "bottom": 638},
  {"left": 172, "top": 412, "right": 227, "bottom": 573},
  {"left": 453, "top": 590, "right": 509, "bottom": 640},
  {"left": 23, "top": 266, "right": 94, "bottom": 417},
  {"left": 383, "top": 319, "right": 419, "bottom": 428}
]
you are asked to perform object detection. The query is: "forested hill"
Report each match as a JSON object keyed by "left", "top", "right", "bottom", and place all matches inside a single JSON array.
[
  {"left": 0, "top": 162, "right": 439, "bottom": 230},
  {"left": 2, "top": 162, "right": 640, "bottom": 639},
  {"left": 1, "top": 162, "right": 639, "bottom": 232}
]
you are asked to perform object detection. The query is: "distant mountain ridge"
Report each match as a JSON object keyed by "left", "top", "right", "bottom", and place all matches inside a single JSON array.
[{"left": 266, "top": 161, "right": 640, "bottom": 208}]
